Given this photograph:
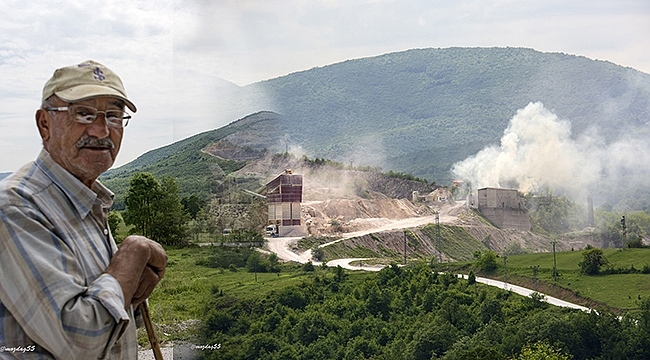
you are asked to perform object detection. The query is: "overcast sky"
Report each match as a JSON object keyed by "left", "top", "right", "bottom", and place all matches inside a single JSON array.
[{"left": 0, "top": 0, "right": 648, "bottom": 173}]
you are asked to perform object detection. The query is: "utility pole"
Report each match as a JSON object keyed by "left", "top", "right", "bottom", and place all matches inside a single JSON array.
[
  {"left": 503, "top": 255, "right": 507, "bottom": 285},
  {"left": 435, "top": 212, "right": 441, "bottom": 263},
  {"left": 531, "top": 265, "right": 540, "bottom": 290},
  {"left": 404, "top": 231, "right": 406, "bottom": 266},
  {"left": 552, "top": 239, "right": 558, "bottom": 282},
  {"left": 621, "top": 215, "right": 627, "bottom": 243}
]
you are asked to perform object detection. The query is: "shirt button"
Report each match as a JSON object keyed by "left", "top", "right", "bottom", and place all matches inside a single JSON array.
[{"left": 103, "top": 229, "right": 109, "bottom": 235}]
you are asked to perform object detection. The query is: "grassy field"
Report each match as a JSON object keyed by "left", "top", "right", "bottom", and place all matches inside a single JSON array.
[
  {"left": 140, "top": 246, "right": 373, "bottom": 346},
  {"left": 126, "top": 221, "right": 649, "bottom": 346},
  {"left": 482, "top": 248, "right": 650, "bottom": 311}
]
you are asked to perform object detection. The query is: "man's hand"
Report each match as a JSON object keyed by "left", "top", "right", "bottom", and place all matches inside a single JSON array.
[
  {"left": 131, "top": 265, "right": 164, "bottom": 306},
  {"left": 104, "top": 235, "right": 167, "bottom": 308}
]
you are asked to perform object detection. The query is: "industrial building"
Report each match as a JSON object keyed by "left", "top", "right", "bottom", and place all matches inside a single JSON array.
[
  {"left": 266, "top": 169, "right": 307, "bottom": 237},
  {"left": 412, "top": 188, "right": 453, "bottom": 204},
  {"left": 476, "top": 187, "right": 531, "bottom": 231}
]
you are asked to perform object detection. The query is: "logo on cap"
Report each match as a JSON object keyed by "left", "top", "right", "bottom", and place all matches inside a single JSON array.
[{"left": 93, "top": 67, "right": 106, "bottom": 81}]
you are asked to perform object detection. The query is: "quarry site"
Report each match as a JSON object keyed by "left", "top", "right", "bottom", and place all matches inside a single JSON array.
[
  {"left": 268, "top": 195, "right": 582, "bottom": 265},
  {"left": 199, "top": 134, "right": 609, "bottom": 266},
  {"left": 257, "top": 165, "right": 592, "bottom": 266},
  {"left": 204, "top": 100, "right": 642, "bottom": 266}
]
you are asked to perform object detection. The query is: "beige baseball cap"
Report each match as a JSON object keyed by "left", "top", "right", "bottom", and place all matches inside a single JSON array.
[{"left": 42, "top": 60, "right": 137, "bottom": 112}]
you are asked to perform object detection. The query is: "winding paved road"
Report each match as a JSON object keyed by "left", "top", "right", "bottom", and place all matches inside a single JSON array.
[
  {"left": 324, "top": 257, "right": 590, "bottom": 312},
  {"left": 266, "top": 202, "right": 593, "bottom": 313}
]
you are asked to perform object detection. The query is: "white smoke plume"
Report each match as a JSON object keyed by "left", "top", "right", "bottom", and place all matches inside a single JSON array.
[{"left": 452, "top": 102, "right": 650, "bottom": 206}]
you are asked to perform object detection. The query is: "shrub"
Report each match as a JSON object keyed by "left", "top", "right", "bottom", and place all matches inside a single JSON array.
[
  {"left": 578, "top": 245, "right": 608, "bottom": 275},
  {"left": 476, "top": 250, "right": 498, "bottom": 273}
]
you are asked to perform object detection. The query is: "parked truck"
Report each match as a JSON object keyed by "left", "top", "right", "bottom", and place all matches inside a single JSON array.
[{"left": 265, "top": 224, "right": 278, "bottom": 237}]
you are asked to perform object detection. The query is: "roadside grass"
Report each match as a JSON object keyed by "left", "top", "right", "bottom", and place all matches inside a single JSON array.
[
  {"left": 443, "top": 248, "right": 650, "bottom": 313},
  {"left": 297, "top": 236, "right": 336, "bottom": 250},
  {"left": 502, "top": 248, "right": 650, "bottom": 311}
]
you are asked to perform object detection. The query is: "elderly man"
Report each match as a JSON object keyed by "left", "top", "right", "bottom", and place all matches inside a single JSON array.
[{"left": 0, "top": 61, "right": 167, "bottom": 359}]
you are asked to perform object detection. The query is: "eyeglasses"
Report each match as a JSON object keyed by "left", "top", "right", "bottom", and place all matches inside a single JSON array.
[{"left": 45, "top": 105, "right": 131, "bottom": 128}]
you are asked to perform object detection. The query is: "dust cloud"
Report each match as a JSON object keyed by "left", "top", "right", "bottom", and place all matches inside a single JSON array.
[{"left": 452, "top": 102, "right": 650, "bottom": 208}]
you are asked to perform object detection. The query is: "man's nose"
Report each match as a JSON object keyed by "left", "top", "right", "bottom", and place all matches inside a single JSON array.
[{"left": 85, "top": 114, "right": 110, "bottom": 139}]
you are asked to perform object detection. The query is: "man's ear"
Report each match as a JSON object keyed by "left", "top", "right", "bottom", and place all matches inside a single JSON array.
[{"left": 35, "top": 109, "right": 51, "bottom": 143}]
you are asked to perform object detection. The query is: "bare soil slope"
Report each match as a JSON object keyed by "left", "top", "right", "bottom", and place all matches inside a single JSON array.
[
  {"left": 301, "top": 197, "right": 587, "bottom": 262},
  {"left": 302, "top": 193, "right": 436, "bottom": 236},
  {"left": 214, "top": 143, "right": 573, "bottom": 259}
]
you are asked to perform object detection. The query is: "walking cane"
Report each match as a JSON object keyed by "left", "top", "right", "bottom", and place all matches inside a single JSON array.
[{"left": 139, "top": 301, "right": 164, "bottom": 360}]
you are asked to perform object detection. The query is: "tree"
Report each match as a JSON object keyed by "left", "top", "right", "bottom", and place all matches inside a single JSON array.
[
  {"left": 189, "top": 209, "right": 208, "bottom": 241},
  {"left": 578, "top": 245, "right": 608, "bottom": 275},
  {"left": 181, "top": 194, "right": 205, "bottom": 220},
  {"left": 597, "top": 210, "right": 650, "bottom": 248},
  {"left": 527, "top": 193, "right": 585, "bottom": 234},
  {"left": 267, "top": 252, "right": 280, "bottom": 273},
  {"left": 152, "top": 176, "right": 189, "bottom": 246},
  {"left": 640, "top": 296, "right": 650, "bottom": 335},
  {"left": 333, "top": 265, "right": 347, "bottom": 283},
  {"left": 302, "top": 262, "right": 315, "bottom": 272},
  {"left": 312, "top": 247, "right": 324, "bottom": 261},
  {"left": 123, "top": 173, "right": 188, "bottom": 246},
  {"left": 107, "top": 211, "right": 122, "bottom": 234},
  {"left": 479, "top": 298, "right": 503, "bottom": 324},
  {"left": 246, "top": 251, "right": 263, "bottom": 273},
  {"left": 514, "top": 340, "right": 571, "bottom": 360},
  {"left": 468, "top": 270, "right": 476, "bottom": 285},
  {"left": 246, "top": 251, "right": 279, "bottom": 273},
  {"left": 122, "top": 172, "right": 161, "bottom": 238},
  {"left": 524, "top": 292, "right": 548, "bottom": 310},
  {"left": 107, "top": 211, "right": 123, "bottom": 243}
]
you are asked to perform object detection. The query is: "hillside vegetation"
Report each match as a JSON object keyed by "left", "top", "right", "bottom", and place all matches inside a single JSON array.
[
  {"left": 149, "top": 246, "right": 650, "bottom": 360},
  {"left": 101, "top": 112, "right": 276, "bottom": 208},
  {"left": 226, "top": 47, "right": 650, "bottom": 183}
]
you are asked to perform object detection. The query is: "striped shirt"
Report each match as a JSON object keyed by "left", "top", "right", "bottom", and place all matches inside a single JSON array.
[{"left": 0, "top": 150, "right": 136, "bottom": 359}]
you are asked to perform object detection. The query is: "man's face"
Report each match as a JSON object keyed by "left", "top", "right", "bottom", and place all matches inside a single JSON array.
[{"left": 37, "top": 96, "right": 125, "bottom": 187}]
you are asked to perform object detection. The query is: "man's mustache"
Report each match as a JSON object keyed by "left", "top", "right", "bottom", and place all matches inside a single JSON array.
[{"left": 76, "top": 136, "right": 115, "bottom": 149}]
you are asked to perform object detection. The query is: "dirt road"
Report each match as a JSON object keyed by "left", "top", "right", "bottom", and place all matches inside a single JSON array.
[
  {"left": 319, "top": 200, "right": 465, "bottom": 248},
  {"left": 326, "top": 258, "right": 383, "bottom": 271},
  {"left": 267, "top": 201, "right": 466, "bottom": 264},
  {"left": 266, "top": 236, "right": 315, "bottom": 264},
  {"left": 266, "top": 214, "right": 442, "bottom": 264}
]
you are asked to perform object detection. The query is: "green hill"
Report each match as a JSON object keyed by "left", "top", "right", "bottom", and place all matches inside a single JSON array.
[
  {"left": 102, "top": 111, "right": 287, "bottom": 208},
  {"left": 102, "top": 47, "right": 650, "bottom": 208},
  {"left": 240, "top": 47, "right": 649, "bottom": 182}
]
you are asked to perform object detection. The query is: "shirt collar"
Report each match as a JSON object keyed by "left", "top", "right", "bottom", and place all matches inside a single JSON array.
[{"left": 35, "top": 149, "right": 114, "bottom": 218}]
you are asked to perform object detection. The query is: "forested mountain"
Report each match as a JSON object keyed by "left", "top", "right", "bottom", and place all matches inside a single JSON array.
[
  {"left": 227, "top": 47, "right": 650, "bottom": 182},
  {"left": 102, "top": 47, "right": 650, "bottom": 206}
]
